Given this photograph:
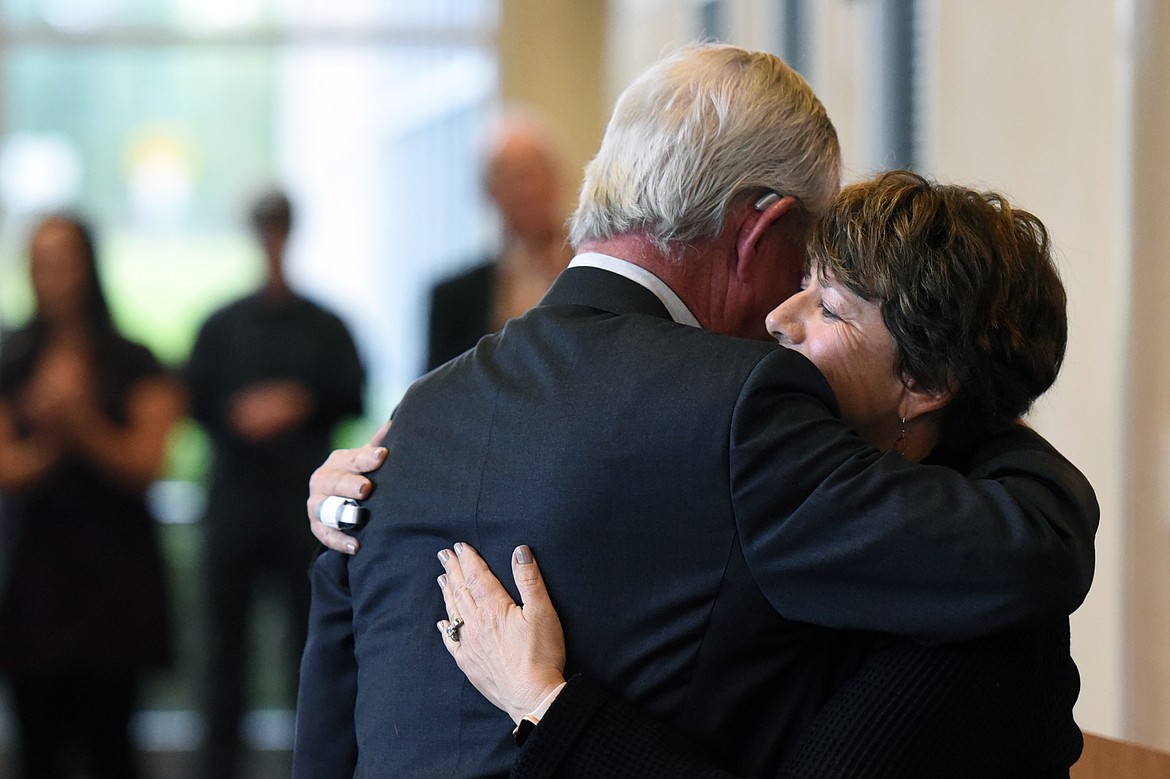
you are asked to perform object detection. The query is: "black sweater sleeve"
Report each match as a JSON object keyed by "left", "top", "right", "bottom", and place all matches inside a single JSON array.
[
  {"left": 511, "top": 675, "right": 738, "bottom": 779},
  {"left": 512, "top": 621, "right": 1081, "bottom": 779}
]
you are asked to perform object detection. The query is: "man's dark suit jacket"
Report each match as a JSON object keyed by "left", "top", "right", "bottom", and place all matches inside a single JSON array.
[{"left": 294, "top": 266, "right": 1097, "bottom": 778}]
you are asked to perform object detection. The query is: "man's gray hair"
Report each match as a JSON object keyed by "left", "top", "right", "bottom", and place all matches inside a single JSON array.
[{"left": 569, "top": 44, "right": 841, "bottom": 255}]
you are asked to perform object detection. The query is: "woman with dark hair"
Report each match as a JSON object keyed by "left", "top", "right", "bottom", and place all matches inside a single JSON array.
[
  {"left": 0, "top": 215, "right": 185, "bottom": 779},
  {"left": 433, "top": 171, "right": 1089, "bottom": 777}
]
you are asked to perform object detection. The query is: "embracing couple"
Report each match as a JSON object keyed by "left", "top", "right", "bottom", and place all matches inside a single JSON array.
[{"left": 296, "top": 43, "right": 1097, "bottom": 778}]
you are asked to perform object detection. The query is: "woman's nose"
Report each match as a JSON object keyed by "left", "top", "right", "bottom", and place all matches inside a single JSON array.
[{"left": 765, "top": 301, "right": 800, "bottom": 345}]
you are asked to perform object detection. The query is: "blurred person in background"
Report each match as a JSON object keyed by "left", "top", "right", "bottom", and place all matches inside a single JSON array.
[
  {"left": 186, "top": 188, "right": 365, "bottom": 779},
  {"left": 0, "top": 214, "right": 184, "bottom": 779},
  {"left": 426, "top": 108, "right": 574, "bottom": 371}
]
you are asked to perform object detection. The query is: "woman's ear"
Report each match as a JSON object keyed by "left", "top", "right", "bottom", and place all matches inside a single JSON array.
[{"left": 899, "top": 374, "right": 954, "bottom": 421}]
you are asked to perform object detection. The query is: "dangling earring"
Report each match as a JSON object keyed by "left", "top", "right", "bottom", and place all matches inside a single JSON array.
[{"left": 893, "top": 417, "right": 907, "bottom": 456}]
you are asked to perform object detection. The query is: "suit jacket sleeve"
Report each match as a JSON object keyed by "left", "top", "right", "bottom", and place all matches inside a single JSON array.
[
  {"left": 730, "top": 348, "right": 1098, "bottom": 643},
  {"left": 293, "top": 549, "right": 359, "bottom": 779}
]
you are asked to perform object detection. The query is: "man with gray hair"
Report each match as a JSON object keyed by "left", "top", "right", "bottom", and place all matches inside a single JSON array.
[{"left": 294, "top": 44, "right": 1093, "bottom": 777}]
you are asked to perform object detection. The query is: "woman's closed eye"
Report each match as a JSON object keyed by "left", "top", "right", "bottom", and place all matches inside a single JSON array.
[{"left": 820, "top": 302, "right": 841, "bottom": 321}]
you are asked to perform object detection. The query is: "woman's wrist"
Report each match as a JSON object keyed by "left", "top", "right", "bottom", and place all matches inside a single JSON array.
[
  {"left": 507, "top": 676, "right": 567, "bottom": 725},
  {"left": 511, "top": 680, "right": 566, "bottom": 746}
]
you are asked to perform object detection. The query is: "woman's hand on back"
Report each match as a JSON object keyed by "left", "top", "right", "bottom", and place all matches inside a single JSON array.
[{"left": 437, "top": 542, "right": 567, "bottom": 724}]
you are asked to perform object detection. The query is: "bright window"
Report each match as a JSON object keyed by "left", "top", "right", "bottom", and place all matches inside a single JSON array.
[{"left": 0, "top": 0, "right": 501, "bottom": 411}]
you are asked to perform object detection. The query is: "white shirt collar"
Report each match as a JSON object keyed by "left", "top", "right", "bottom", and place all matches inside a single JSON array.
[{"left": 568, "top": 253, "right": 701, "bottom": 328}]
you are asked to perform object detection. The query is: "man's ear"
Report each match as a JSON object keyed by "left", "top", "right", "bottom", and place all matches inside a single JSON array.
[
  {"left": 899, "top": 374, "right": 955, "bottom": 421},
  {"left": 735, "top": 194, "right": 802, "bottom": 281}
]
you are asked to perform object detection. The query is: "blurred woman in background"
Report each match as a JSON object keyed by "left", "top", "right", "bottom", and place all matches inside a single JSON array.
[{"left": 0, "top": 214, "right": 184, "bottom": 779}]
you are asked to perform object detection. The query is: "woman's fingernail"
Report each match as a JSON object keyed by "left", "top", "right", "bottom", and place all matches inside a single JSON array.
[
  {"left": 438, "top": 549, "right": 450, "bottom": 564},
  {"left": 515, "top": 545, "right": 533, "bottom": 565},
  {"left": 454, "top": 542, "right": 465, "bottom": 556},
  {"left": 374, "top": 447, "right": 387, "bottom": 459},
  {"left": 346, "top": 542, "right": 357, "bottom": 555},
  {"left": 437, "top": 574, "right": 448, "bottom": 589},
  {"left": 356, "top": 482, "right": 369, "bottom": 498}
]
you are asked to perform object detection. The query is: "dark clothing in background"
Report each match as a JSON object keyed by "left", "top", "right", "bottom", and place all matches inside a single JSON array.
[
  {"left": 8, "top": 667, "right": 140, "bottom": 779},
  {"left": 0, "top": 326, "right": 172, "bottom": 672},
  {"left": 294, "top": 266, "right": 1096, "bottom": 778},
  {"left": 0, "top": 325, "right": 173, "bottom": 779},
  {"left": 426, "top": 260, "right": 496, "bottom": 371},
  {"left": 187, "top": 291, "right": 364, "bottom": 779},
  {"left": 187, "top": 292, "right": 366, "bottom": 520}
]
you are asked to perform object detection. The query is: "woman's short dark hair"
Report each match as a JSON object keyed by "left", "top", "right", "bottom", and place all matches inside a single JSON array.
[{"left": 807, "top": 170, "right": 1067, "bottom": 425}]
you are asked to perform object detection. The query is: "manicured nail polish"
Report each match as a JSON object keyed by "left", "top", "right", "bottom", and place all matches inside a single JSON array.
[
  {"left": 515, "top": 545, "right": 533, "bottom": 565},
  {"left": 346, "top": 542, "right": 357, "bottom": 555},
  {"left": 437, "top": 574, "right": 448, "bottom": 589},
  {"left": 438, "top": 549, "right": 450, "bottom": 563},
  {"left": 454, "top": 542, "right": 465, "bottom": 556}
]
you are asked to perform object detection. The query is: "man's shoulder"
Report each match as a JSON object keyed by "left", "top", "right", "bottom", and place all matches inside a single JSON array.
[
  {"left": 102, "top": 332, "right": 164, "bottom": 375},
  {"left": 288, "top": 293, "right": 353, "bottom": 331},
  {"left": 422, "top": 303, "right": 822, "bottom": 406},
  {"left": 196, "top": 293, "right": 259, "bottom": 330}
]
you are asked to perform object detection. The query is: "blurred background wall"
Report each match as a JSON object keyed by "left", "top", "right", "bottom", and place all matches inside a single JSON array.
[{"left": 0, "top": 0, "right": 1163, "bottom": 767}]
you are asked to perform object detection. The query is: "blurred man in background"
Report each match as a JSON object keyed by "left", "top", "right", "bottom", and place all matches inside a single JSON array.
[{"left": 186, "top": 188, "right": 365, "bottom": 779}]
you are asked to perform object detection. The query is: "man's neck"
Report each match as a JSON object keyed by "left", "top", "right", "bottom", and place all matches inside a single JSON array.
[
  {"left": 262, "top": 265, "right": 295, "bottom": 302},
  {"left": 578, "top": 234, "right": 742, "bottom": 337}
]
